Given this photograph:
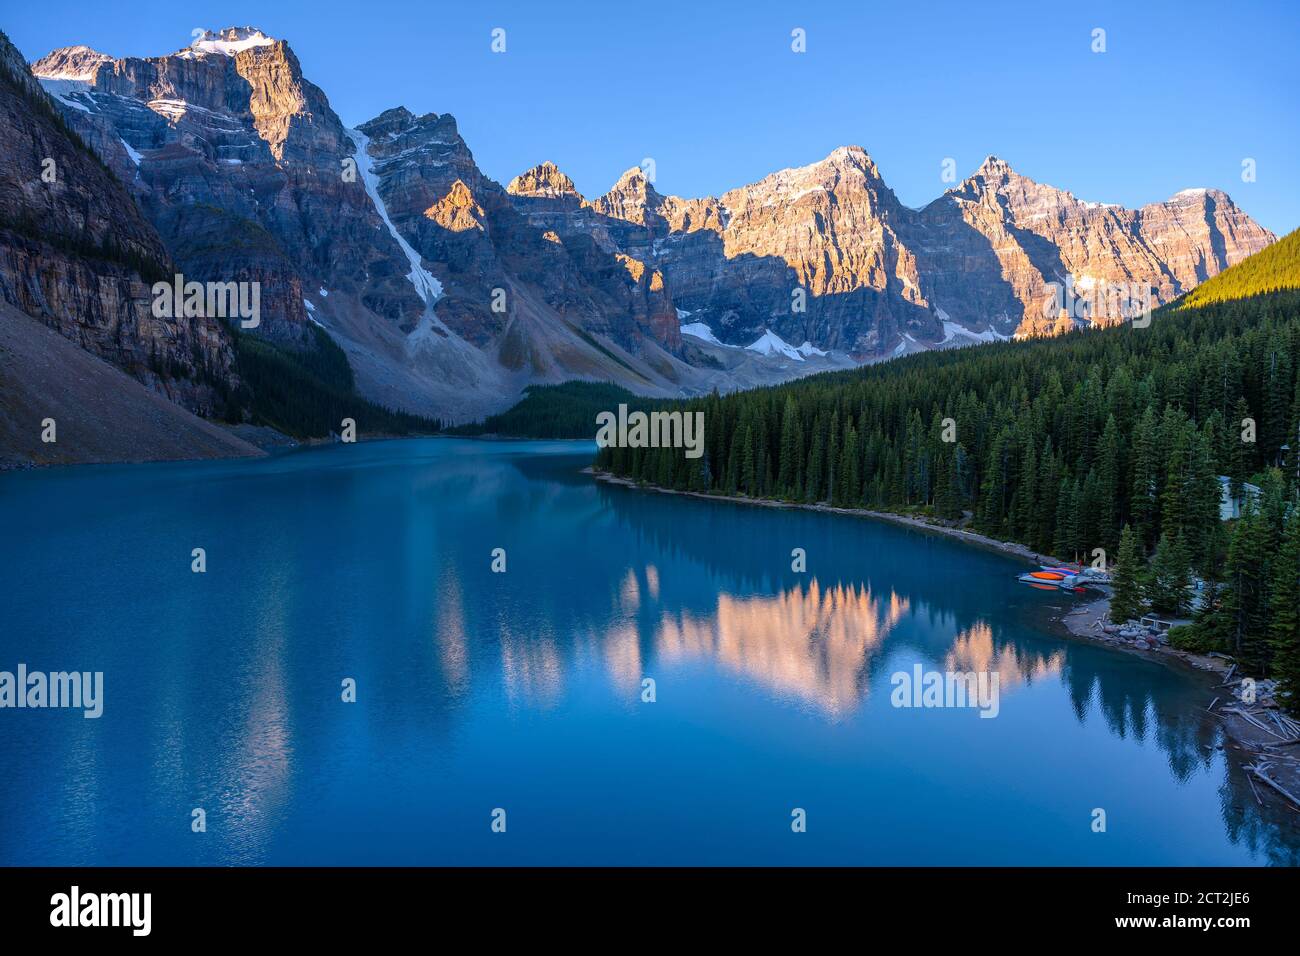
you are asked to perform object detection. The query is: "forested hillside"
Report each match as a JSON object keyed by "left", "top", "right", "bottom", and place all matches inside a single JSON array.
[
  {"left": 229, "top": 324, "right": 443, "bottom": 438},
  {"left": 1180, "top": 228, "right": 1300, "bottom": 309},
  {"left": 596, "top": 232, "right": 1300, "bottom": 704}
]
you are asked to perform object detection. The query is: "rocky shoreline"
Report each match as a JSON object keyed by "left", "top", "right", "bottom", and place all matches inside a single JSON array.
[
  {"left": 590, "top": 468, "right": 1300, "bottom": 816},
  {"left": 589, "top": 468, "right": 1082, "bottom": 566},
  {"left": 1058, "top": 595, "right": 1300, "bottom": 814}
]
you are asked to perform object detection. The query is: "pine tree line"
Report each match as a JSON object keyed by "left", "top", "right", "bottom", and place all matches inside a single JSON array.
[{"left": 595, "top": 290, "right": 1300, "bottom": 707}]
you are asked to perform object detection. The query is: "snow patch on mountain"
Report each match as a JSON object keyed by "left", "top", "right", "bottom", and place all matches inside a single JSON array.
[
  {"left": 182, "top": 28, "right": 275, "bottom": 58},
  {"left": 348, "top": 127, "right": 443, "bottom": 306},
  {"left": 940, "top": 321, "right": 1007, "bottom": 344},
  {"left": 682, "top": 323, "right": 829, "bottom": 360},
  {"left": 303, "top": 299, "right": 326, "bottom": 327},
  {"left": 932, "top": 305, "right": 1010, "bottom": 345},
  {"left": 746, "top": 329, "right": 804, "bottom": 361},
  {"left": 147, "top": 98, "right": 198, "bottom": 121},
  {"left": 119, "top": 137, "right": 142, "bottom": 165},
  {"left": 38, "top": 78, "right": 92, "bottom": 112},
  {"left": 680, "top": 322, "right": 723, "bottom": 345}
]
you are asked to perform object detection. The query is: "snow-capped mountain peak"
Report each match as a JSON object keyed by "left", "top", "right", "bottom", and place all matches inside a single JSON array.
[
  {"left": 28, "top": 44, "right": 110, "bottom": 81},
  {"left": 182, "top": 27, "right": 276, "bottom": 57}
]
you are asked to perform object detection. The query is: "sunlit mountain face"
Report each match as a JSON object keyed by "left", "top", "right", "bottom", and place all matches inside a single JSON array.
[{"left": 2, "top": 23, "right": 1274, "bottom": 454}]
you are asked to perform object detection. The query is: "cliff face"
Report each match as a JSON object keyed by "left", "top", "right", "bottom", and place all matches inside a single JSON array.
[
  {"left": 0, "top": 31, "right": 232, "bottom": 414},
  {"left": 21, "top": 24, "right": 1276, "bottom": 425},
  {"left": 504, "top": 162, "right": 680, "bottom": 351},
  {"left": 915, "top": 158, "right": 1275, "bottom": 339},
  {"left": 701, "top": 146, "right": 926, "bottom": 353},
  {"left": 32, "top": 28, "right": 426, "bottom": 347},
  {"left": 548, "top": 149, "right": 1274, "bottom": 357},
  {"left": 31, "top": 31, "right": 706, "bottom": 423},
  {"left": 356, "top": 111, "right": 682, "bottom": 356}
]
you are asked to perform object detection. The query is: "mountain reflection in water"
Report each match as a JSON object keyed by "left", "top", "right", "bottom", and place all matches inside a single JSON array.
[{"left": 0, "top": 439, "right": 1295, "bottom": 865}]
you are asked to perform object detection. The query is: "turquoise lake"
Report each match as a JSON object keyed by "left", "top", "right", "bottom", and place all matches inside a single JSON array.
[{"left": 1, "top": 438, "right": 1297, "bottom": 865}]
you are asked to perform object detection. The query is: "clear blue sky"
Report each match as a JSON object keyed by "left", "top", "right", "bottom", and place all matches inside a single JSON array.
[{"left": 8, "top": 0, "right": 1298, "bottom": 234}]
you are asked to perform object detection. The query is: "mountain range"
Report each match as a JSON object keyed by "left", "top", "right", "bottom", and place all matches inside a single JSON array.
[{"left": 1, "top": 25, "right": 1277, "bottom": 433}]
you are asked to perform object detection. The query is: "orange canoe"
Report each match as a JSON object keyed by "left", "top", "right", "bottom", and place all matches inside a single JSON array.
[{"left": 1029, "top": 571, "right": 1066, "bottom": 581}]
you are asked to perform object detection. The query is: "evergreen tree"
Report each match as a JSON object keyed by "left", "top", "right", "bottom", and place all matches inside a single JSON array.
[
  {"left": 1096, "top": 415, "right": 1122, "bottom": 552},
  {"left": 1146, "top": 532, "right": 1193, "bottom": 616},
  {"left": 1014, "top": 440, "right": 1037, "bottom": 541},
  {"left": 1053, "top": 476, "right": 1077, "bottom": 559},
  {"left": 837, "top": 421, "right": 861, "bottom": 506},
  {"left": 1222, "top": 503, "right": 1273, "bottom": 670},
  {"left": 1130, "top": 405, "right": 1161, "bottom": 545},
  {"left": 1229, "top": 396, "right": 1255, "bottom": 500},
  {"left": 1110, "top": 525, "right": 1147, "bottom": 623},
  {"left": 741, "top": 424, "right": 756, "bottom": 495},
  {"left": 804, "top": 420, "right": 824, "bottom": 503},
  {"left": 777, "top": 396, "right": 801, "bottom": 498},
  {"left": 1268, "top": 507, "right": 1300, "bottom": 710}
]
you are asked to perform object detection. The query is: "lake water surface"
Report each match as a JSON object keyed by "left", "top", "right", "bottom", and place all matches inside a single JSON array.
[{"left": 1, "top": 439, "right": 1297, "bottom": 865}]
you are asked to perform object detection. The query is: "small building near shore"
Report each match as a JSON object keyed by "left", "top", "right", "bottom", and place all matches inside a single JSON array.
[
  {"left": 1218, "top": 476, "right": 1261, "bottom": 521},
  {"left": 1140, "top": 613, "right": 1193, "bottom": 633}
]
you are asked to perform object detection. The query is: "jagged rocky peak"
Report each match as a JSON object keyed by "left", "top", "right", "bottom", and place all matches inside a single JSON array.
[
  {"left": 357, "top": 105, "right": 462, "bottom": 154},
  {"left": 353, "top": 105, "right": 480, "bottom": 215},
  {"left": 821, "top": 144, "right": 881, "bottom": 174},
  {"left": 26, "top": 25, "right": 425, "bottom": 341},
  {"left": 943, "top": 154, "right": 1093, "bottom": 220},
  {"left": 612, "top": 164, "right": 651, "bottom": 187},
  {"left": 756, "top": 144, "right": 887, "bottom": 188},
  {"left": 30, "top": 44, "right": 112, "bottom": 80},
  {"left": 33, "top": 25, "right": 349, "bottom": 166},
  {"left": 720, "top": 144, "right": 901, "bottom": 231},
  {"left": 1165, "top": 186, "right": 1230, "bottom": 206},
  {"left": 0, "top": 31, "right": 169, "bottom": 270},
  {"left": 976, "top": 154, "right": 1011, "bottom": 176},
  {"left": 179, "top": 26, "right": 278, "bottom": 58},
  {"left": 507, "top": 161, "right": 581, "bottom": 199},
  {"left": 357, "top": 105, "right": 420, "bottom": 137},
  {"left": 951, "top": 155, "right": 1037, "bottom": 195},
  {"left": 424, "top": 180, "right": 485, "bottom": 232},
  {"left": 956, "top": 154, "right": 1034, "bottom": 198},
  {"left": 723, "top": 144, "right": 890, "bottom": 210},
  {"left": 592, "top": 166, "right": 663, "bottom": 224},
  {"left": 1150, "top": 187, "right": 1252, "bottom": 227}
]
